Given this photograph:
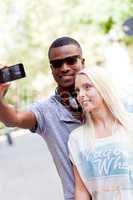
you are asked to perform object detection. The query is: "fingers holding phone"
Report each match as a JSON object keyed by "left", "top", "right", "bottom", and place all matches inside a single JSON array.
[
  {"left": 0, "top": 63, "right": 26, "bottom": 83},
  {"left": 0, "top": 63, "right": 26, "bottom": 99},
  {"left": 0, "top": 83, "right": 11, "bottom": 99}
]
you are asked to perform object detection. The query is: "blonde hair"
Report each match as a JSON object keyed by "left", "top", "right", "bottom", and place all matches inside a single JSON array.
[{"left": 76, "top": 66, "right": 133, "bottom": 150}]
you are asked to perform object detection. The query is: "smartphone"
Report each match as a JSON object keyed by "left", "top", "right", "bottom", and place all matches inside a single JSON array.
[{"left": 0, "top": 63, "right": 26, "bottom": 83}]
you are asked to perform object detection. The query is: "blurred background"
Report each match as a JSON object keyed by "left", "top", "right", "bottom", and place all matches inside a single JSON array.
[
  {"left": 0, "top": 0, "right": 133, "bottom": 105},
  {"left": 0, "top": 0, "right": 133, "bottom": 199}
]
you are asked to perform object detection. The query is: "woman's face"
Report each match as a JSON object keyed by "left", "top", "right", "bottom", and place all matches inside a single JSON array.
[{"left": 75, "top": 74, "right": 104, "bottom": 113}]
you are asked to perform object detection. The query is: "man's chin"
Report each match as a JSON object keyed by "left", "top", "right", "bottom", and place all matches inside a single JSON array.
[{"left": 60, "top": 82, "right": 74, "bottom": 90}]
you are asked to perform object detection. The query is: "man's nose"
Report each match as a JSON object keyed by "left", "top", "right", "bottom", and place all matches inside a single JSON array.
[{"left": 60, "top": 62, "right": 70, "bottom": 72}]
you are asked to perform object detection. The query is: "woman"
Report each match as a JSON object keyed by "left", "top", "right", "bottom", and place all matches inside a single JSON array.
[{"left": 68, "top": 67, "right": 133, "bottom": 200}]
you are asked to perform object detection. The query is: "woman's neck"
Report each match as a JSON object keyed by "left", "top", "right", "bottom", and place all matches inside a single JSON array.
[
  {"left": 92, "top": 105, "right": 114, "bottom": 124},
  {"left": 88, "top": 105, "right": 119, "bottom": 138}
]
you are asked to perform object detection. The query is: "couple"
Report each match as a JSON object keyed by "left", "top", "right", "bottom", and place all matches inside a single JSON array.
[{"left": 0, "top": 36, "right": 133, "bottom": 200}]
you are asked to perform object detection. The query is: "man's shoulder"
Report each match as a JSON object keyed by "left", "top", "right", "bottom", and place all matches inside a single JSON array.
[{"left": 31, "top": 95, "right": 57, "bottom": 107}]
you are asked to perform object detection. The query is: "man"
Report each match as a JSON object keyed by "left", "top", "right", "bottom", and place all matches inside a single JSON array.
[{"left": 0, "top": 37, "right": 85, "bottom": 200}]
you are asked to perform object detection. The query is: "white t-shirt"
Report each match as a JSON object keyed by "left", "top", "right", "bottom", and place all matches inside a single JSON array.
[{"left": 68, "top": 125, "right": 133, "bottom": 200}]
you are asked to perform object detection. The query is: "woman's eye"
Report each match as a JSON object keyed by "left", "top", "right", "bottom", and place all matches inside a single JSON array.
[
  {"left": 85, "top": 84, "right": 92, "bottom": 90},
  {"left": 85, "top": 85, "right": 89, "bottom": 89}
]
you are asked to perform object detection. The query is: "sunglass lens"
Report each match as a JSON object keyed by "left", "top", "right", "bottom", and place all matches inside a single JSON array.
[
  {"left": 50, "top": 60, "right": 63, "bottom": 68},
  {"left": 50, "top": 56, "right": 80, "bottom": 69},
  {"left": 65, "top": 56, "right": 80, "bottom": 65}
]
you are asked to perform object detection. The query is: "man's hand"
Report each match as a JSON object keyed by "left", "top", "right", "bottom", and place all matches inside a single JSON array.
[
  {"left": 0, "top": 83, "right": 10, "bottom": 99},
  {"left": 0, "top": 63, "right": 36, "bottom": 130},
  {"left": 0, "top": 64, "right": 10, "bottom": 99}
]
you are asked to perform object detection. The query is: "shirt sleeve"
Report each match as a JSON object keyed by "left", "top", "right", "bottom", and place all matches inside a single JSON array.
[{"left": 26, "top": 101, "right": 46, "bottom": 135}]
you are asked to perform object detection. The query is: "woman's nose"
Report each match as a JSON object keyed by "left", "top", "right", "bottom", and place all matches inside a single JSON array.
[{"left": 78, "top": 90, "right": 85, "bottom": 100}]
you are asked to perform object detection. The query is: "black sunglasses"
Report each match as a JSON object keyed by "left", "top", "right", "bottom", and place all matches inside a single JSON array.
[{"left": 50, "top": 55, "right": 81, "bottom": 69}]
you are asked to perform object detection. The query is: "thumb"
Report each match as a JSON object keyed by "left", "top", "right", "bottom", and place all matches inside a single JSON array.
[{"left": 0, "top": 83, "right": 11, "bottom": 98}]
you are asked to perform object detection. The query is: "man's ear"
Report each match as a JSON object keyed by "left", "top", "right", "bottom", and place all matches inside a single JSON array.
[{"left": 82, "top": 58, "right": 85, "bottom": 66}]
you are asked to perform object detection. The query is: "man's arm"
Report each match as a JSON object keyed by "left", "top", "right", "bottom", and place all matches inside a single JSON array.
[
  {"left": 73, "top": 165, "right": 92, "bottom": 200},
  {"left": 0, "top": 83, "right": 37, "bottom": 129}
]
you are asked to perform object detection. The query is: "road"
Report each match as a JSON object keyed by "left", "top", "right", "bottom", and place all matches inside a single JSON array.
[{"left": 0, "top": 129, "right": 63, "bottom": 200}]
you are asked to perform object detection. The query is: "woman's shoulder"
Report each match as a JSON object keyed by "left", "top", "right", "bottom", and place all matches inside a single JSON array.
[{"left": 69, "top": 125, "right": 85, "bottom": 142}]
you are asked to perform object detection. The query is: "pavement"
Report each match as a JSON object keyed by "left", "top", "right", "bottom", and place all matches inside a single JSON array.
[{"left": 0, "top": 129, "right": 63, "bottom": 200}]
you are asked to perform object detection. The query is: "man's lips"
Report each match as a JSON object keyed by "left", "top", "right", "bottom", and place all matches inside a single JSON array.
[{"left": 60, "top": 75, "right": 74, "bottom": 80}]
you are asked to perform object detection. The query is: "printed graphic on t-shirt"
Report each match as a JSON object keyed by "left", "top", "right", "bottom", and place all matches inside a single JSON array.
[{"left": 77, "top": 142, "right": 133, "bottom": 198}]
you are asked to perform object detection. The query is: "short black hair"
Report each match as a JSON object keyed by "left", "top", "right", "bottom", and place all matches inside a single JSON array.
[{"left": 48, "top": 36, "right": 82, "bottom": 58}]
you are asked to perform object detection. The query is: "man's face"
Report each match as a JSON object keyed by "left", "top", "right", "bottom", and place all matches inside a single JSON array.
[{"left": 49, "top": 44, "right": 85, "bottom": 90}]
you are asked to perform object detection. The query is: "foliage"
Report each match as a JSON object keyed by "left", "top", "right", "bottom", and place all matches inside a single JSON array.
[{"left": 0, "top": 0, "right": 133, "bottom": 104}]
